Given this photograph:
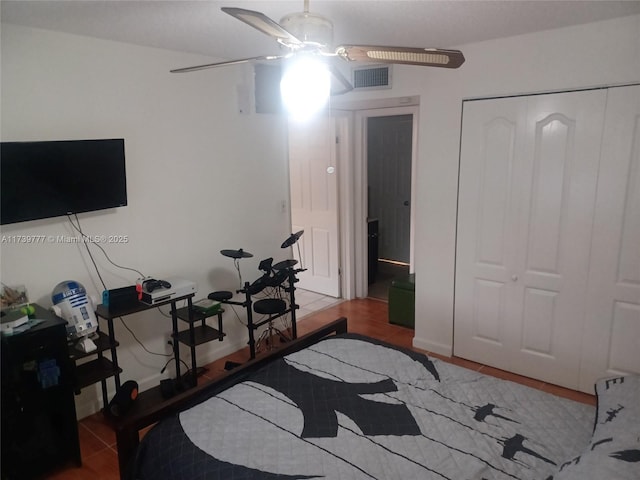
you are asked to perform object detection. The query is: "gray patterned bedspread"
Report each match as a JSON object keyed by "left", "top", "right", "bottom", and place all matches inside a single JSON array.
[{"left": 133, "top": 334, "right": 603, "bottom": 480}]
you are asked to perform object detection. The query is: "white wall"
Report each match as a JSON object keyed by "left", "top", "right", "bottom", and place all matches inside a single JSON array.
[
  {"left": 1, "top": 24, "right": 291, "bottom": 417},
  {"left": 333, "top": 15, "right": 640, "bottom": 355}
]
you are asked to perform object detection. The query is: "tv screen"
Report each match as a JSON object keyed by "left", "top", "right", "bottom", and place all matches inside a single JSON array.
[{"left": 1, "top": 139, "right": 127, "bottom": 225}]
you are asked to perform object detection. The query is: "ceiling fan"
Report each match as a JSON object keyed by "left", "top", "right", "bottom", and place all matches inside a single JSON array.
[{"left": 170, "top": 0, "right": 465, "bottom": 91}]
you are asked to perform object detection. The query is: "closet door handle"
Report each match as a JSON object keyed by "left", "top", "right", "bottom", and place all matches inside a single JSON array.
[{"left": 511, "top": 275, "right": 518, "bottom": 282}]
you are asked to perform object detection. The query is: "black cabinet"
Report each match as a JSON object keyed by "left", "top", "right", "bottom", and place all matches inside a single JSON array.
[{"left": 1, "top": 305, "right": 81, "bottom": 479}]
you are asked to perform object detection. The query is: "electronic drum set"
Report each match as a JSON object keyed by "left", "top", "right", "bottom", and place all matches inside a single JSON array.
[{"left": 208, "top": 230, "right": 305, "bottom": 359}]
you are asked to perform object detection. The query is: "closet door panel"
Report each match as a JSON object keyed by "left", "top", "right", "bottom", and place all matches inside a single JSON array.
[
  {"left": 454, "top": 96, "right": 525, "bottom": 366},
  {"left": 520, "top": 287, "right": 557, "bottom": 356},
  {"left": 579, "top": 85, "right": 640, "bottom": 391},
  {"left": 472, "top": 279, "right": 506, "bottom": 344},
  {"left": 509, "top": 90, "right": 607, "bottom": 388},
  {"left": 475, "top": 118, "right": 517, "bottom": 267},
  {"left": 525, "top": 113, "right": 572, "bottom": 275}
]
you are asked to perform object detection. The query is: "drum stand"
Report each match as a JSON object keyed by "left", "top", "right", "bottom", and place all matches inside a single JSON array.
[{"left": 255, "top": 316, "right": 290, "bottom": 352}]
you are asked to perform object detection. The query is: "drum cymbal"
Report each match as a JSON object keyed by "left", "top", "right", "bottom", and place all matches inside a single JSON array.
[
  {"left": 281, "top": 230, "right": 304, "bottom": 248},
  {"left": 273, "top": 259, "right": 298, "bottom": 270},
  {"left": 220, "top": 248, "right": 253, "bottom": 259}
]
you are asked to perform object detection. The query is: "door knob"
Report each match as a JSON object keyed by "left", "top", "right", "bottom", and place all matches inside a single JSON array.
[
  {"left": 403, "top": 200, "right": 410, "bottom": 206},
  {"left": 511, "top": 275, "right": 518, "bottom": 282}
]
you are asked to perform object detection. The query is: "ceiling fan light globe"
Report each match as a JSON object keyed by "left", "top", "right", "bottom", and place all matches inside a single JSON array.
[
  {"left": 280, "top": 57, "right": 331, "bottom": 121},
  {"left": 279, "top": 11, "right": 333, "bottom": 49}
]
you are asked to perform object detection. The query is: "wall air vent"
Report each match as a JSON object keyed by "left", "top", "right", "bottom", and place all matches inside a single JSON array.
[{"left": 352, "top": 65, "right": 392, "bottom": 90}]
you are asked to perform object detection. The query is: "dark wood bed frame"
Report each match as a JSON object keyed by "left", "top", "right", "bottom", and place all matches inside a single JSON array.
[{"left": 108, "top": 317, "right": 348, "bottom": 479}]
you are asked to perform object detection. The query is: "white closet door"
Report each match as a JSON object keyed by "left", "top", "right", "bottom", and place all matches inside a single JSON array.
[
  {"left": 579, "top": 85, "right": 640, "bottom": 391},
  {"left": 455, "top": 89, "right": 607, "bottom": 390},
  {"left": 454, "top": 96, "right": 526, "bottom": 369}
]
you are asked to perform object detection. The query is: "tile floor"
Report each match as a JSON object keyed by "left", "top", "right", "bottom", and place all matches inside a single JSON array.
[
  {"left": 47, "top": 297, "right": 596, "bottom": 479},
  {"left": 294, "top": 288, "right": 344, "bottom": 318}
]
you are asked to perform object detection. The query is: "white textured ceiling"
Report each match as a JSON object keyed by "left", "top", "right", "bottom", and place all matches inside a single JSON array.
[{"left": 2, "top": 0, "right": 640, "bottom": 62}]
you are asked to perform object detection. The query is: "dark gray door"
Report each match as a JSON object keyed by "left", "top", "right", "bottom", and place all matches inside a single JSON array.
[{"left": 367, "top": 114, "right": 413, "bottom": 263}]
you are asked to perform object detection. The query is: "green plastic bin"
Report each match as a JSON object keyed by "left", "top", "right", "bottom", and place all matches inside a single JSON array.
[{"left": 388, "top": 273, "right": 415, "bottom": 328}]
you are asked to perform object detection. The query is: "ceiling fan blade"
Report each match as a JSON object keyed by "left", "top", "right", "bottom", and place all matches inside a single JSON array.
[
  {"left": 336, "top": 45, "right": 465, "bottom": 69},
  {"left": 170, "top": 55, "right": 285, "bottom": 73},
  {"left": 222, "top": 7, "right": 303, "bottom": 49}
]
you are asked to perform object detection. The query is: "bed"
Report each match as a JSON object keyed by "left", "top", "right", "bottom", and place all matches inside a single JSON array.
[{"left": 114, "top": 318, "right": 639, "bottom": 480}]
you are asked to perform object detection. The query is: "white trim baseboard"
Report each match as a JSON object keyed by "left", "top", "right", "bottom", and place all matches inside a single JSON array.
[{"left": 412, "top": 336, "right": 453, "bottom": 358}]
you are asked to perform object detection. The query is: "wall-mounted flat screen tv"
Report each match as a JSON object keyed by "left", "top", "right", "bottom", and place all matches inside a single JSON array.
[{"left": 1, "top": 139, "right": 127, "bottom": 225}]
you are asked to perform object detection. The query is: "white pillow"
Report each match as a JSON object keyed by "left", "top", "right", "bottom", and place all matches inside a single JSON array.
[{"left": 554, "top": 375, "right": 640, "bottom": 479}]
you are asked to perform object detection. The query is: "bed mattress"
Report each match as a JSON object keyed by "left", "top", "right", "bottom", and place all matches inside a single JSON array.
[{"left": 133, "top": 334, "right": 597, "bottom": 479}]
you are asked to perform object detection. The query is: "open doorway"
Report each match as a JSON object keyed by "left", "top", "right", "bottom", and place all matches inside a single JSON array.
[
  {"left": 366, "top": 114, "right": 413, "bottom": 300},
  {"left": 287, "top": 99, "right": 419, "bottom": 301},
  {"left": 334, "top": 100, "right": 419, "bottom": 300}
]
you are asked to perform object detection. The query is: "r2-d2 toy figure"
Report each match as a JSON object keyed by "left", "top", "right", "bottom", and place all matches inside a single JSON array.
[{"left": 52, "top": 280, "right": 98, "bottom": 352}]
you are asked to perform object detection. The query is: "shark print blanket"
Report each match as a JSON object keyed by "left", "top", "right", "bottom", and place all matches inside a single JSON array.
[{"left": 133, "top": 334, "right": 610, "bottom": 480}]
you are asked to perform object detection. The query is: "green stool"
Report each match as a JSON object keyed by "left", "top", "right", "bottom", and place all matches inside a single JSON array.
[{"left": 388, "top": 273, "right": 415, "bottom": 328}]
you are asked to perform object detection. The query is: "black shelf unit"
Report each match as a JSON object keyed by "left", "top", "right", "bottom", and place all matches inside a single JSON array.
[
  {"left": 1, "top": 305, "right": 82, "bottom": 479},
  {"left": 70, "top": 302, "right": 128, "bottom": 409},
  {"left": 175, "top": 324, "right": 224, "bottom": 346},
  {"left": 173, "top": 306, "right": 225, "bottom": 344},
  {"left": 69, "top": 330, "right": 121, "bottom": 391},
  {"left": 173, "top": 306, "right": 225, "bottom": 375},
  {"left": 93, "top": 293, "right": 215, "bottom": 410},
  {"left": 74, "top": 356, "right": 123, "bottom": 390}
]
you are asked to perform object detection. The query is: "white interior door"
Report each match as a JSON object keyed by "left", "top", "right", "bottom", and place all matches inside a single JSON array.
[
  {"left": 288, "top": 113, "right": 341, "bottom": 297},
  {"left": 455, "top": 89, "right": 607, "bottom": 390},
  {"left": 579, "top": 85, "right": 640, "bottom": 391}
]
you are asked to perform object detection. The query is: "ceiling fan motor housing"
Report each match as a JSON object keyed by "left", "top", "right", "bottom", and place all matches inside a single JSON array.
[{"left": 279, "top": 11, "right": 333, "bottom": 49}]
